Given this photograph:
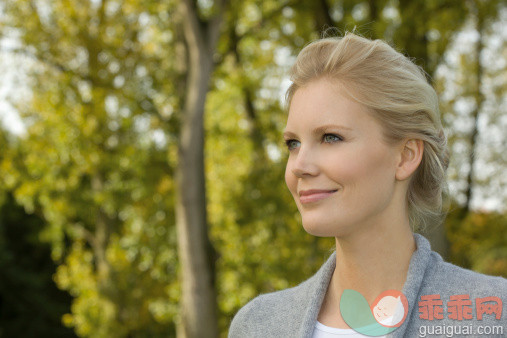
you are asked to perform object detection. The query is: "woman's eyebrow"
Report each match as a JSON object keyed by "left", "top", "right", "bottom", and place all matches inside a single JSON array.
[{"left": 282, "top": 124, "right": 352, "bottom": 138}]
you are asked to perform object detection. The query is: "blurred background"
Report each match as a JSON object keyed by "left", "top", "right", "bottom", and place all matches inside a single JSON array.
[{"left": 0, "top": 0, "right": 505, "bottom": 337}]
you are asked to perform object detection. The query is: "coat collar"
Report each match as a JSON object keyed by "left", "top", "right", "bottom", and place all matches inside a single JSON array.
[{"left": 297, "top": 233, "right": 433, "bottom": 337}]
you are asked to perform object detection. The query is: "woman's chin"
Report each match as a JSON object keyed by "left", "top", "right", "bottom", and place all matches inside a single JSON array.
[
  {"left": 302, "top": 222, "right": 338, "bottom": 237},
  {"left": 301, "top": 219, "right": 353, "bottom": 238}
]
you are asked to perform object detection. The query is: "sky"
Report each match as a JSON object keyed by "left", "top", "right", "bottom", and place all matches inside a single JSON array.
[{"left": 0, "top": 32, "right": 28, "bottom": 135}]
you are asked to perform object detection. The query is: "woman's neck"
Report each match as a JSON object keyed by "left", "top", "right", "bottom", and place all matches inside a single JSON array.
[{"left": 331, "top": 223, "right": 416, "bottom": 305}]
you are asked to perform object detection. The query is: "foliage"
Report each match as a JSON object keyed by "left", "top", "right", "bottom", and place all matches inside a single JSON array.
[
  {"left": 1, "top": 1, "right": 180, "bottom": 336},
  {"left": 435, "top": 0, "right": 507, "bottom": 210},
  {"left": 446, "top": 204, "right": 507, "bottom": 278},
  {"left": 0, "top": 189, "right": 76, "bottom": 337}
]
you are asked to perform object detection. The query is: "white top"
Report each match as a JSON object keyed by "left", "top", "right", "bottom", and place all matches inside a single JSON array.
[{"left": 311, "top": 321, "right": 388, "bottom": 338}]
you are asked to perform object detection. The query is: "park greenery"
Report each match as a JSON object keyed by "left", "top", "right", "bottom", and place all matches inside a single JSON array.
[{"left": 0, "top": 0, "right": 505, "bottom": 337}]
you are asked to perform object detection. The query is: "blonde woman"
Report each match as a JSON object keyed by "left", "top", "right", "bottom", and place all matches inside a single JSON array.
[{"left": 228, "top": 33, "right": 507, "bottom": 337}]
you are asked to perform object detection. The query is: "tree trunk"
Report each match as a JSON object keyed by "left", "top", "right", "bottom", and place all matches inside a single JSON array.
[
  {"left": 427, "top": 1, "right": 485, "bottom": 259},
  {"left": 463, "top": 0, "right": 485, "bottom": 215},
  {"left": 175, "top": 1, "right": 226, "bottom": 337},
  {"left": 175, "top": 58, "right": 218, "bottom": 338}
]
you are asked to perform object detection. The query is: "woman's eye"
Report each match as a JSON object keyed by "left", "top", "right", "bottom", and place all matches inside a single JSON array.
[
  {"left": 284, "top": 139, "right": 299, "bottom": 150},
  {"left": 284, "top": 134, "right": 342, "bottom": 151},
  {"left": 323, "top": 134, "right": 343, "bottom": 143}
]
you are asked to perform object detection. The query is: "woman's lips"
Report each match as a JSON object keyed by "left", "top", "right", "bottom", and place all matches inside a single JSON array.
[{"left": 299, "top": 190, "right": 338, "bottom": 204}]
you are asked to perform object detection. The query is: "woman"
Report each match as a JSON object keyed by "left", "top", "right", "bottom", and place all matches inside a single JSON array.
[{"left": 228, "top": 33, "right": 507, "bottom": 337}]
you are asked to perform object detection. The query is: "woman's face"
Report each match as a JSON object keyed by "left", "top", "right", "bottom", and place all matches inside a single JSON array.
[{"left": 283, "top": 78, "right": 402, "bottom": 237}]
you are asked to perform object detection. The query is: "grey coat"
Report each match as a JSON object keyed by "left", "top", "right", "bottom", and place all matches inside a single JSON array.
[{"left": 228, "top": 233, "right": 507, "bottom": 337}]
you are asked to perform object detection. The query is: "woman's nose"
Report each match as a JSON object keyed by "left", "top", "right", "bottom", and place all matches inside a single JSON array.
[{"left": 291, "top": 146, "right": 318, "bottom": 177}]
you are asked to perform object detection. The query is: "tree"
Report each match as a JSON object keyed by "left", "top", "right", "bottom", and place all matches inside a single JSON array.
[
  {"left": 435, "top": 0, "right": 506, "bottom": 273},
  {"left": 173, "top": 0, "right": 227, "bottom": 337},
  {"left": 1, "top": 1, "right": 181, "bottom": 336}
]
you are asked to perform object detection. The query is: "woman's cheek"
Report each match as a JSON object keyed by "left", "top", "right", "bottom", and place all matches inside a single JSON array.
[{"left": 284, "top": 163, "right": 297, "bottom": 195}]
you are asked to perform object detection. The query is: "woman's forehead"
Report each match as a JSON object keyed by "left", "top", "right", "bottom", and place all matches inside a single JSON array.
[{"left": 285, "top": 85, "right": 377, "bottom": 133}]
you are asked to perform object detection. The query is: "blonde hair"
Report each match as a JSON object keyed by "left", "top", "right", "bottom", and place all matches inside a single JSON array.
[{"left": 285, "top": 32, "right": 449, "bottom": 231}]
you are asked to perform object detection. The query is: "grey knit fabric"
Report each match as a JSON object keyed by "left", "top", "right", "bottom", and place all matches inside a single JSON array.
[{"left": 228, "top": 233, "right": 507, "bottom": 337}]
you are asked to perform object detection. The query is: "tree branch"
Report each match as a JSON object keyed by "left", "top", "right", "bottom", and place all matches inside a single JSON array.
[
  {"left": 70, "top": 222, "right": 96, "bottom": 247},
  {"left": 206, "top": 0, "right": 229, "bottom": 55},
  {"left": 213, "top": 0, "right": 295, "bottom": 68},
  {"left": 1, "top": 46, "right": 165, "bottom": 122},
  {"left": 236, "top": 0, "right": 296, "bottom": 42},
  {"left": 180, "top": 0, "right": 206, "bottom": 56},
  {"left": 315, "top": 0, "right": 336, "bottom": 34},
  {"left": 0, "top": 47, "right": 94, "bottom": 82}
]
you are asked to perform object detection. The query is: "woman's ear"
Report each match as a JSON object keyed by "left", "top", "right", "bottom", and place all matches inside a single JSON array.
[{"left": 395, "top": 139, "right": 424, "bottom": 181}]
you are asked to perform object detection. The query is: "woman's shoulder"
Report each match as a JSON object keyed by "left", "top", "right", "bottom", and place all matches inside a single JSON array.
[
  {"left": 413, "top": 233, "right": 507, "bottom": 296},
  {"left": 227, "top": 277, "right": 315, "bottom": 337},
  {"left": 228, "top": 251, "right": 337, "bottom": 337},
  {"left": 417, "top": 248, "right": 507, "bottom": 315},
  {"left": 233, "top": 283, "right": 307, "bottom": 317},
  {"left": 425, "top": 250, "right": 507, "bottom": 293}
]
